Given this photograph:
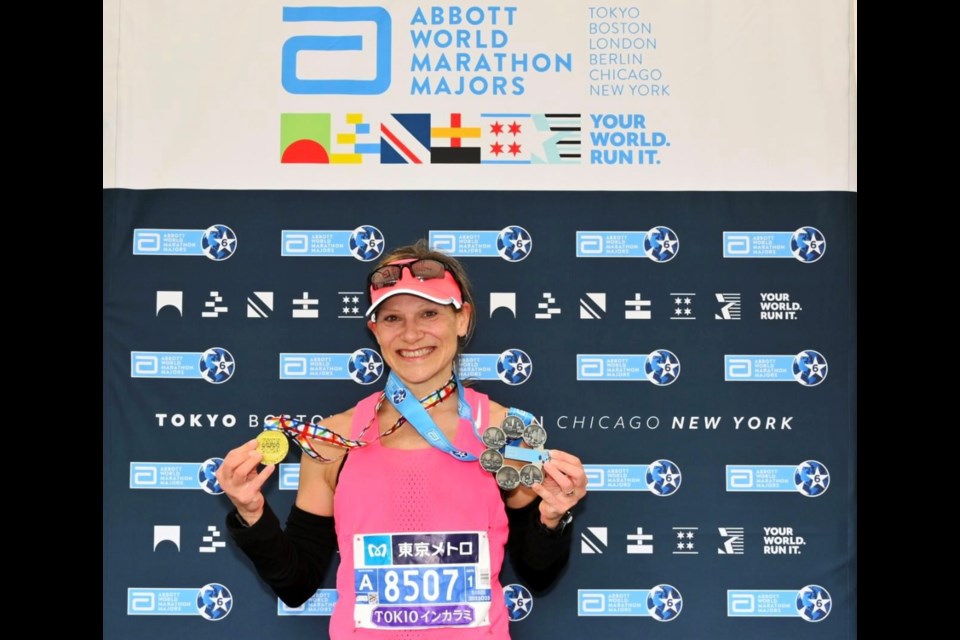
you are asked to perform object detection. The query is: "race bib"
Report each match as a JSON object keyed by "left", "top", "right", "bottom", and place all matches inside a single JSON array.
[{"left": 353, "top": 531, "right": 492, "bottom": 630}]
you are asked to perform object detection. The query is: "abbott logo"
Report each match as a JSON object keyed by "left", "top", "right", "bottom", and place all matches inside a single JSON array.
[
  {"left": 131, "top": 464, "right": 159, "bottom": 487},
  {"left": 728, "top": 468, "right": 754, "bottom": 489},
  {"left": 584, "top": 467, "right": 605, "bottom": 488},
  {"left": 279, "top": 464, "right": 300, "bottom": 490},
  {"left": 282, "top": 6, "right": 392, "bottom": 95},
  {"left": 132, "top": 355, "right": 159, "bottom": 376},
  {"left": 283, "top": 233, "right": 310, "bottom": 254},
  {"left": 578, "top": 357, "right": 604, "bottom": 378},
  {"left": 129, "top": 591, "right": 156, "bottom": 612},
  {"left": 430, "top": 233, "right": 457, "bottom": 253},
  {"left": 726, "top": 358, "right": 752, "bottom": 378},
  {"left": 729, "top": 593, "right": 755, "bottom": 614},
  {"left": 725, "top": 234, "right": 750, "bottom": 255},
  {"left": 281, "top": 356, "right": 308, "bottom": 377},
  {"left": 578, "top": 234, "right": 603, "bottom": 254},
  {"left": 134, "top": 231, "right": 161, "bottom": 253},
  {"left": 579, "top": 592, "right": 607, "bottom": 614}
]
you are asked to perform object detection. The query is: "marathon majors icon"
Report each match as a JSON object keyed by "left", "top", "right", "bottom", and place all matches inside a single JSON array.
[
  {"left": 128, "top": 583, "right": 233, "bottom": 621},
  {"left": 576, "top": 226, "right": 678, "bottom": 261},
  {"left": 282, "top": 225, "right": 385, "bottom": 261},
  {"left": 577, "top": 349, "right": 679, "bottom": 385},
  {"left": 459, "top": 348, "right": 533, "bottom": 385},
  {"left": 280, "top": 348, "right": 384, "bottom": 384},
  {"left": 723, "top": 226, "right": 825, "bottom": 263},
  {"left": 583, "top": 460, "right": 681, "bottom": 495},
  {"left": 131, "top": 347, "right": 235, "bottom": 384},
  {"left": 133, "top": 224, "right": 237, "bottom": 260},
  {"left": 725, "top": 350, "right": 827, "bottom": 386},
  {"left": 578, "top": 584, "right": 682, "bottom": 621},
  {"left": 430, "top": 226, "right": 532, "bottom": 261},
  {"left": 726, "top": 460, "right": 830, "bottom": 497},
  {"left": 129, "top": 458, "right": 225, "bottom": 495},
  {"left": 728, "top": 584, "right": 831, "bottom": 622}
]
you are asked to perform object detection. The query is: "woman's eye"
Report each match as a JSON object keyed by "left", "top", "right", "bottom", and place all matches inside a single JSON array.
[
  {"left": 422, "top": 310, "right": 438, "bottom": 318},
  {"left": 382, "top": 314, "right": 400, "bottom": 323}
]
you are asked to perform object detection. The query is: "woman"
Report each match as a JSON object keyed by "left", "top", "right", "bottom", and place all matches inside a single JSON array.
[{"left": 218, "top": 241, "right": 586, "bottom": 638}]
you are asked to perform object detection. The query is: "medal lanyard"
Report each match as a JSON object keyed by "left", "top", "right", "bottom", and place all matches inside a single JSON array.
[
  {"left": 385, "top": 371, "right": 478, "bottom": 461},
  {"left": 267, "top": 377, "right": 457, "bottom": 462}
]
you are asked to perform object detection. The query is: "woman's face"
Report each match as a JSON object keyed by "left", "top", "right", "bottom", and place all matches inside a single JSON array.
[{"left": 368, "top": 294, "right": 471, "bottom": 393}]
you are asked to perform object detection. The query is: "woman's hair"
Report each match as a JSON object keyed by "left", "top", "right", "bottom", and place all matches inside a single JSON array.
[{"left": 371, "top": 239, "right": 477, "bottom": 353}]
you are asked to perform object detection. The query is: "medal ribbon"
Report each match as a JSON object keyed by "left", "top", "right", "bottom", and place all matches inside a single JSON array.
[
  {"left": 268, "top": 377, "right": 458, "bottom": 462},
  {"left": 385, "top": 371, "right": 478, "bottom": 462}
]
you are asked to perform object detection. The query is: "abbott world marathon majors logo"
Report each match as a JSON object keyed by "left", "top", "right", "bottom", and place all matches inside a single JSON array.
[
  {"left": 723, "top": 226, "right": 826, "bottom": 263},
  {"left": 282, "top": 225, "right": 385, "bottom": 261},
  {"left": 583, "top": 461, "right": 681, "bottom": 496},
  {"left": 725, "top": 349, "right": 827, "bottom": 387},
  {"left": 728, "top": 584, "right": 831, "bottom": 622},
  {"left": 280, "top": 348, "right": 384, "bottom": 384},
  {"left": 458, "top": 348, "right": 532, "bottom": 385},
  {"left": 576, "top": 226, "right": 678, "bottom": 262},
  {"left": 429, "top": 226, "right": 531, "bottom": 261},
  {"left": 129, "top": 458, "right": 225, "bottom": 494},
  {"left": 577, "top": 350, "right": 679, "bottom": 385},
  {"left": 726, "top": 460, "right": 830, "bottom": 497},
  {"left": 578, "top": 585, "right": 682, "bottom": 621},
  {"left": 131, "top": 347, "right": 235, "bottom": 384},
  {"left": 280, "top": 5, "right": 573, "bottom": 98},
  {"left": 133, "top": 224, "right": 237, "bottom": 260},
  {"left": 128, "top": 583, "right": 233, "bottom": 621}
]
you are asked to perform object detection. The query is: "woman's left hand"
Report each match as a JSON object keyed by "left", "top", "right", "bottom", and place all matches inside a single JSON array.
[{"left": 531, "top": 449, "right": 587, "bottom": 528}]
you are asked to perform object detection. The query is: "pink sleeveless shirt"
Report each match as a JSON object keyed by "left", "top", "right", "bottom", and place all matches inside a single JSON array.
[{"left": 329, "top": 388, "right": 511, "bottom": 639}]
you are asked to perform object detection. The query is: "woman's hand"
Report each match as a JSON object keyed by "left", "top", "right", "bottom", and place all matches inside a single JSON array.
[
  {"left": 530, "top": 449, "right": 587, "bottom": 528},
  {"left": 216, "top": 439, "right": 276, "bottom": 526}
]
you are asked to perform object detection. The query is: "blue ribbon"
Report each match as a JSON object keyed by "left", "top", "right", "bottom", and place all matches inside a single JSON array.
[{"left": 385, "top": 372, "right": 478, "bottom": 461}]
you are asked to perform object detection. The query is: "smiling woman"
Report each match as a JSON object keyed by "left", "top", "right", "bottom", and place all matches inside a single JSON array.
[
  {"left": 368, "top": 294, "right": 468, "bottom": 396},
  {"left": 216, "top": 240, "right": 586, "bottom": 640}
]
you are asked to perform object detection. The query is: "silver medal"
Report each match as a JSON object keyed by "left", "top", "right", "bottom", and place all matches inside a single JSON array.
[
  {"left": 481, "top": 426, "right": 507, "bottom": 449},
  {"left": 480, "top": 449, "right": 504, "bottom": 472},
  {"left": 496, "top": 465, "right": 521, "bottom": 491},
  {"left": 519, "top": 464, "right": 544, "bottom": 487},
  {"left": 522, "top": 422, "right": 547, "bottom": 448},
  {"left": 501, "top": 416, "right": 525, "bottom": 439}
]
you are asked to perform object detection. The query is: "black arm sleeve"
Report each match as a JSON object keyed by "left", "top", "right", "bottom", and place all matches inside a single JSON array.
[
  {"left": 505, "top": 499, "right": 572, "bottom": 593},
  {"left": 225, "top": 501, "right": 337, "bottom": 607}
]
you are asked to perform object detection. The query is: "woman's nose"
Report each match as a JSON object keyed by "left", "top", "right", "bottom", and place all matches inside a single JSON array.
[{"left": 401, "top": 320, "right": 423, "bottom": 341}]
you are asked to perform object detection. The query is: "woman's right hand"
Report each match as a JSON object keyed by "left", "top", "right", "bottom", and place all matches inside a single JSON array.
[{"left": 216, "top": 438, "right": 276, "bottom": 526}]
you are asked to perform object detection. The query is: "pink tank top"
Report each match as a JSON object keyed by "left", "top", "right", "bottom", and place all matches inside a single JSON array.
[{"left": 330, "top": 388, "right": 510, "bottom": 639}]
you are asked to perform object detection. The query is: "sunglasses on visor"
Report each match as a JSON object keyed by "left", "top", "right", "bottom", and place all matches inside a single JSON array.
[{"left": 367, "top": 259, "right": 451, "bottom": 291}]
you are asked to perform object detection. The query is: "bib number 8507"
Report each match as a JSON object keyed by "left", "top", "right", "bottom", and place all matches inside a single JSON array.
[{"left": 382, "top": 568, "right": 461, "bottom": 604}]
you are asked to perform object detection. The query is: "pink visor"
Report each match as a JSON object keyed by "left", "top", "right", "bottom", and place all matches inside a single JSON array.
[{"left": 366, "top": 259, "right": 464, "bottom": 318}]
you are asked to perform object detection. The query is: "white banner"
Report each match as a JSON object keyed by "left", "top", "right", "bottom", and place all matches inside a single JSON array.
[{"left": 103, "top": 0, "right": 855, "bottom": 191}]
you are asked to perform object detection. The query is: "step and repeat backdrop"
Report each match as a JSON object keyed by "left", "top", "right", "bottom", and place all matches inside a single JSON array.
[{"left": 103, "top": 1, "right": 856, "bottom": 638}]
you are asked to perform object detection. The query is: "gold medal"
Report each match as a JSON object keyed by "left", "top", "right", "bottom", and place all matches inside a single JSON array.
[{"left": 257, "top": 430, "right": 289, "bottom": 465}]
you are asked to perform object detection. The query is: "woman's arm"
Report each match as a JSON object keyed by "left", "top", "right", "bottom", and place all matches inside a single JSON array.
[
  {"left": 226, "top": 500, "right": 337, "bottom": 606},
  {"left": 487, "top": 401, "right": 587, "bottom": 592},
  {"left": 505, "top": 498, "right": 573, "bottom": 593},
  {"left": 220, "top": 410, "right": 354, "bottom": 606}
]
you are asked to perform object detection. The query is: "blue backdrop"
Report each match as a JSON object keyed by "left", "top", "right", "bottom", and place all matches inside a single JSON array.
[{"left": 103, "top": 189, "right": 856, "bottom": 638}]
